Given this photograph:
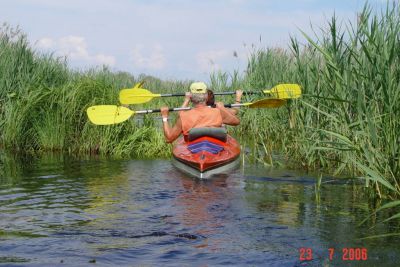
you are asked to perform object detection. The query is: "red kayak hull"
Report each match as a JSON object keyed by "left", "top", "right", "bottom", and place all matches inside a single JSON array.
[{"left": 172, "top": 135, "right": 241, "bottom": 179}]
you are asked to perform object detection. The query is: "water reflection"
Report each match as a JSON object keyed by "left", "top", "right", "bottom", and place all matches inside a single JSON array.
[
  {"left": 174, "top": 175, "right": 229, "bottom": 250},
  {"left": 84, "top": 172, "right": 132, "bottom": 228}
]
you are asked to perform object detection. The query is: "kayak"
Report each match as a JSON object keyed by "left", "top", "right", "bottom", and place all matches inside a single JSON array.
[{"left": 172, "top": 128, "right": 241, "bottom": 179}]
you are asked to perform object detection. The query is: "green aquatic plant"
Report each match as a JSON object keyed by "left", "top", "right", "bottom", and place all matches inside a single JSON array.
[{"left": 243, "top": 3, "right": 400, "bottom": 201}]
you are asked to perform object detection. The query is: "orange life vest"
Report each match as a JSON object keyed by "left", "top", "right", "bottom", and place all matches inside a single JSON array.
[{"left": 179, "top": 106, "right": 223, "bottom": 135}]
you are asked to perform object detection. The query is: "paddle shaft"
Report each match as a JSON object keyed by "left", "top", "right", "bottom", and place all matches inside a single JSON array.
[
  {"left": 135, "top": 107, "right": 189, "bottom": 114},
  {"left": 215, "top": 91, "right": 261, "bottom": 95},
  {"left": 134, "top": 103, "right": 248, "bottom": 114},
  {"left": 158, "top": 91, "right": 261, "bottom": 97}
]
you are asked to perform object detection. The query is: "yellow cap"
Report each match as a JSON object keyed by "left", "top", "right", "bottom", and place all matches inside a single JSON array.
[{"left": 190, "top": 82, "right": 207, "bottom": 94}]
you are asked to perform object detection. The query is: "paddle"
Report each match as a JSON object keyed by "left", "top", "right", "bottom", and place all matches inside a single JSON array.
[
  {"left": 87, "top": 98, "right": 286, "bottom": 125},
  {"left": 119, "top": 83, "right": 301, "bottom": 104}
]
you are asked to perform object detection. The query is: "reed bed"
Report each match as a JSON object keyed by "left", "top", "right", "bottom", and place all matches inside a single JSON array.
[
  {"left": 0, "top": 24, "right": 191, "bottom": 158},
  {"left": 240, "top": 4, "right": 400, "bottom": 200},
  {"left": 233, "top": 3, "right": 400, "bottom": 230}
]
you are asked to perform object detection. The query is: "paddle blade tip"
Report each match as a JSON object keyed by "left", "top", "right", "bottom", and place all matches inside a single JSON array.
[
  {"left": 86, "top": 105, "right": 134, "bottom": 125},
  {"left": 248, "top": 98, "right": 286, "bottom": 108},
  {"left": 265, "top": 84, "right": 302, "bottom": 99}
]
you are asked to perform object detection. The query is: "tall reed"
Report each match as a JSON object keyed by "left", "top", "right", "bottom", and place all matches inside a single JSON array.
[
  {"left": 0, "top": 24, "right": 190, "bottom": 157},
  {"left": 240, "top": 3, "right": 400, "bottom": 204}
]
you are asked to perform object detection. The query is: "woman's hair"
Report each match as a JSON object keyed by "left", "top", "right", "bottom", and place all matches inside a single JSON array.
[{"left": 206, "top": 89, "right": 215, "bottom": 106}]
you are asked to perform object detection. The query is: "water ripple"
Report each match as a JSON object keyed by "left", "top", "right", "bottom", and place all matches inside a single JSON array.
[{"left": 0, "top": 157, "right": 398, "bottom": 266}]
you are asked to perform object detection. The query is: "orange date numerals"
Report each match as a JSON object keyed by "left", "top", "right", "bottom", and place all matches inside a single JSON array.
[
  {"left": 328, "top": 247, "right": 368, "bottom": 261},
  {"left": 329, "top": 248, "right": 335, "bottom": 260},
  {"left": 299, "top": 247, "right": 313, "bottom": 261},
  {"left": 342, "top": 248, "right": 368, "bottom": 261}
]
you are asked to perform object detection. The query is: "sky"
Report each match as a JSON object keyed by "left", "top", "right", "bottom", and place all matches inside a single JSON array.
[{"left": 0, "top": 0, "right": 394, "bottom": 81}]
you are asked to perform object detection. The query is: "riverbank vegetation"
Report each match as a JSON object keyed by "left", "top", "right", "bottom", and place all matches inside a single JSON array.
[
  {"left": 241, "top": 3, "right": 400, "bottom": 203},
  {"left": 240, "top": 3, "right": 400, "bottom": 233},
  {"left": 0, "top": 23, "right": 186, "bottom": 157},
  {"left": 1, "top": 2, "right": 399, "bottom": 207}
]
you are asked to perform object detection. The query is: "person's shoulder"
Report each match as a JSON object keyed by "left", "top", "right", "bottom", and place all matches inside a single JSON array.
[{"left": 178, "top": 110, "right": 187, "bottom": 116}]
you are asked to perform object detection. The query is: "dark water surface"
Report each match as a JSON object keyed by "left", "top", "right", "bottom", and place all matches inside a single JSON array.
[{"left": 1, "top": 153, "right": 399, "bottom": 266}]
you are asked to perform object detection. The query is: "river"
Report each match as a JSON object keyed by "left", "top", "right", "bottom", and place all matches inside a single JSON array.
[{"left": 0, "top": 153, "right": 399, "bottom": 266}]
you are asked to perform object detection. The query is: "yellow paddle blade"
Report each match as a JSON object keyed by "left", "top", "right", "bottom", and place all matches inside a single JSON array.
[
  {"left": 263, "top": 84, "right": 301, "bottom": 99},
  {"left": 87, "top": 105, "right": 135, "bottom": 125},
  {"left": 119, "top": 88, "right": 161, "bottom": 104},
  {"left": 244, "top": 98, "right": 286, "bottom": 108}
]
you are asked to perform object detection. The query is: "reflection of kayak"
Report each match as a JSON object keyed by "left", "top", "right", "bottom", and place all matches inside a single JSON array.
[{"left": 172, "top": 128, "right": 241, "bottom": 179}]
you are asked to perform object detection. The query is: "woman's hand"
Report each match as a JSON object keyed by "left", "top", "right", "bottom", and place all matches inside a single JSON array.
[
  {"left": 161, "top": 106, "right": 169, "bottom": 118},
  {"left": 235, "top": 90, "right": 243, "bottom": 102}
]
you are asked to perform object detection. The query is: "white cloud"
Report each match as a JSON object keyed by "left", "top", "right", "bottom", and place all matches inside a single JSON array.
[
  {"left": 58, "top": 36, "right": 89, "bottom": 61},
  {"left": 130, "top": 44, "right": 166, "bottom": 70},
  {"left": 36, "top": 35, "right": 116, "bottom": 66},
  {"left": 94, "top": 54, "right": 116, "bottom": 66},
  {"left": 36, "top": 37, "right": 54, "bottom": 49}
]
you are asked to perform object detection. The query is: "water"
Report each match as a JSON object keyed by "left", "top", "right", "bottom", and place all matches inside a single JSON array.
[{"left": 0, "top": 153, "right": 399, "bottom": 266}]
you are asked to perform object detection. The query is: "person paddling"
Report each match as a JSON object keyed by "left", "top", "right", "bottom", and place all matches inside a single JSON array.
[
  {"left": 206, "top": 89, "right": 216, "bottom": 107},
  {"left": 160, "top": 82, "right": 240, "bottom": 143},
  {"left": 182, "top": 88, "right": 243, "bottom": 114},
  {"left": 206, "top": 89, "right": 243, "bottom": 115}
]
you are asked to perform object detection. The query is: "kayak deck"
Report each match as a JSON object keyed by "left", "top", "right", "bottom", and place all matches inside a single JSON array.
[{"left": 172, "top": 135, "right": 240, "bottom": 179}]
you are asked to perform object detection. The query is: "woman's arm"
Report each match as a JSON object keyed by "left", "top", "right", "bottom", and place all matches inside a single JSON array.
[
  {"left": 230, "top": 89, "right": 243, "bottom": 115},
  {"left": 216, "top": 102, "right": 240, "bottom": 126}
]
